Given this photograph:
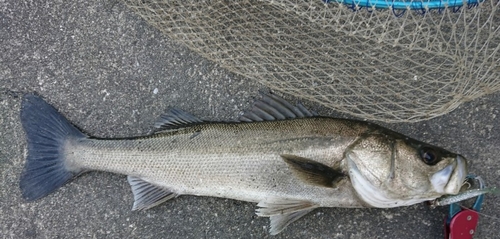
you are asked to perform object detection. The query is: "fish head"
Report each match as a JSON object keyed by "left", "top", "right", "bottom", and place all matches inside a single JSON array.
[{"left": 345, "top": 133, "right": 468, "bottom": 208}]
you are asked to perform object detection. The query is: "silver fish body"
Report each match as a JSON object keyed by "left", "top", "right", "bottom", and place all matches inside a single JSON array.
[
  {"left": 20, "top": 93, "right": 468, "bottom": 234},
  {"left": 70, "top": 118, "right": 366, "bottom": 207}
]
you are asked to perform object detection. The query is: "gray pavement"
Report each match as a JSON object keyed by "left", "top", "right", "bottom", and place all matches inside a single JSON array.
[{"left": 1, "top": 1, "right": 498, "bottom": 238}]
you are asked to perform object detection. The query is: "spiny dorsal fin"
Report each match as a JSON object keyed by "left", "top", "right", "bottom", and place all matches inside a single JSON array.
[
  {"left": 127, "top": 176, "right": 178, "bottom": 210},
  {"left": 154, "top": 108, "right": 203, "bottom": 131},
  {"left": 238, "top": 93, "right": 317, "bottom": 122},
  {"left": 256, "top": 197, "right": 318, "bottom": 235},
  {"left": 282, "top": 154, "right": 345, "bottom": 188}
]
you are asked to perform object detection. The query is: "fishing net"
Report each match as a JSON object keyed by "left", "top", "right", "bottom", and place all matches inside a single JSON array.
[{"left": 121, "top": 0, "right": 500, "bottom": 122}]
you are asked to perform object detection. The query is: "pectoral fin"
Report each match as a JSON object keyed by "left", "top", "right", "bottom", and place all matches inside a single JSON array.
[
  {"left": 281, "top": 154, "right": 345, "bottom": 188},
  {"left": 256, "top": 198, "right": 318, "bottom": 235},
  {"left": 127, "top": 176, "right": 178, "bottom": 210}
]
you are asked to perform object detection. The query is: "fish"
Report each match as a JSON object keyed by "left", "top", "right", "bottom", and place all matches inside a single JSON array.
[{"left": 19, "top": 93, "right": 468, "bottom": 235}]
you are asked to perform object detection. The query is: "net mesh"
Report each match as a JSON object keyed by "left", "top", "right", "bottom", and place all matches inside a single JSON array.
[{"left": 121, "top": 0, "right": 500, "bottom": 122}]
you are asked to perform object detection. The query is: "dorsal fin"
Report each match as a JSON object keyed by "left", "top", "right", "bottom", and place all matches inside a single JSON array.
[
  {"left": 238, "top": 93, "right": 318, "bottom": 122},
  {"left": 155, "top": 93, "right": 316, "bottom": 130},
  {"left": 154, "top": 108, "right": 203, "bottom": 131}
]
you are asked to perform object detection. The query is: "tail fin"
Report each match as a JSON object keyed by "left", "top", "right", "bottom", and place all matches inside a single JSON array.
[{"left": 20, "top": 93, "right": 87, "bottom": 201}]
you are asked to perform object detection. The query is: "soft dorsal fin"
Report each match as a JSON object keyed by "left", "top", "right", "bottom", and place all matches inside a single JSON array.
[
  {"left": 256, "top": 197, "right": 318, "bottom": 235},
  {"left": 238, "top": 93, "right": 318, "bottom": 122},
  {"left": 281, "top": 154, "right": 345, "bottom": 188},
  {"left": 154, "top": 108, "right": 203, "bottom": 131},
  {"left": 127, "top": 176, "right": 178, "bottom": 210}
]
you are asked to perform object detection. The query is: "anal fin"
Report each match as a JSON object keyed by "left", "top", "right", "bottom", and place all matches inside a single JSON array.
[
  {"left": 256, "top": 198, "right": 318, "bottom": 235},
  {"left": 127, "top": 176, "right": 178, "bottom": 210}
]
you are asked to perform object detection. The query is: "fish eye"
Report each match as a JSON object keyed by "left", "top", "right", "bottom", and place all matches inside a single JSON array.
[{"left": 419, "top": 147, "right": 440, "bottom": 165}]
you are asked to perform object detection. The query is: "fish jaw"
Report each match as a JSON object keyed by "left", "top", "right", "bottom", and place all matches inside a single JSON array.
[
  {"left": 346, "top": 155, "right": 435, "bottom": 208},
  {"left": 431, "top": 155, "right": 467, "bottom": 195}
]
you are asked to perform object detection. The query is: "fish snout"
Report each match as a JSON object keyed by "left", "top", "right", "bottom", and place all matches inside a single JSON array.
[{"left": 431, "top": 155, "right": 468, "bottom": 195}]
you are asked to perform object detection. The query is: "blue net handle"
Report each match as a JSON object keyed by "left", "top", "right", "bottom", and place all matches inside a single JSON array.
[{"left": 326, "top": 0, "right": 483, "bottom": 10}]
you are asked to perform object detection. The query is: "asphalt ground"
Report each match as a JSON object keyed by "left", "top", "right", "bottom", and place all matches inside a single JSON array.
[{"left": 1, "top": 1, "right": 498, "bottom": 238}]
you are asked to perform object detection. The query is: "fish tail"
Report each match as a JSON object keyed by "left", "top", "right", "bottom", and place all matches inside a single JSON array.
[{"left": 20, "top": 93, "right": 87, "bottom": 201}]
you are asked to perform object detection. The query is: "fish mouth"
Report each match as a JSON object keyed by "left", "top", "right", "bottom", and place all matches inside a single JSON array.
[{"left": 430, "top": 155, "right": 468, "bottom": 195}]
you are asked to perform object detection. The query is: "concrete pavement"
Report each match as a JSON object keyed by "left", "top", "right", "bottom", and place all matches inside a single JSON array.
[{"left": 1, "top": 1, "right": 498, "bottom": 238}]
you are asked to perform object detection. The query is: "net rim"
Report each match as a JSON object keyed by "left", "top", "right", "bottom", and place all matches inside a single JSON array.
[{"left": 326, "top": 0, "right": 483, "bottom": 10}]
